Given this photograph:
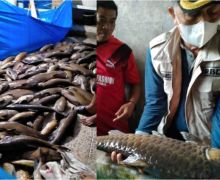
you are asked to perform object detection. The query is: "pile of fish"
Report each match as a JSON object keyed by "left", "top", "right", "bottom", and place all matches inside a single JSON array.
[
  {"left": 97, "top": 134, "right": 220, "bottom": 179},
  {"left": 0, "top": 38, "right": 96, "bottom": 179}
]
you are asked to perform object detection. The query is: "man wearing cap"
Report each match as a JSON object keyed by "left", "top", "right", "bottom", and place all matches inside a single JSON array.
[{"left": 111, "top": 0, "right": 220, "bottom": 163}]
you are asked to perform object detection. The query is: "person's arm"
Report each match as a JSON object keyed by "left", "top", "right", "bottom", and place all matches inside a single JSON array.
[
  {"left": 113, "top": 83, "right": 140, "bottom": 122},
  {"left": 128, "top": 83, "right": 141, "bottom": 104},
  {"left": 113, "top": 50, "right": 141, "bottom": 122},
  {"left": 86, "top": 94, "right": 96, "bottom": 114},
  {"left": 211, "top": 96, "right": 220, "bottom": 148},
  {"left": 135, "top": 48, "right": 167, "bottom": 134},
  {"left": 76, "top": 94, "right": 96, "bottom": 116}
]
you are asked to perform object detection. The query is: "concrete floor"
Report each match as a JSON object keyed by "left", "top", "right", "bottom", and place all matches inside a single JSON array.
[{"left": 64, "top": 115, "right": 96, "bottom": 172}]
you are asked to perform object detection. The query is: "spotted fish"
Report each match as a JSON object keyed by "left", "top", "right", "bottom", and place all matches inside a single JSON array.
[{"left": 97, "top": 134, "right": 220, "bottom": 179}]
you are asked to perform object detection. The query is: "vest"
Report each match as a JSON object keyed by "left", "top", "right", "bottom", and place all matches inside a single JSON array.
[{"left": 149, "top": 27, "right": 220, "bottom": 145}]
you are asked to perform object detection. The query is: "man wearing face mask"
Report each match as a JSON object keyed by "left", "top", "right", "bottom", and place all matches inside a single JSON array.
[
  {"left": 112, "top": 0, "right": 220, "bottom": 163},
  {"left": 135, "top": 0, "right": 220, "bottom": 144}
]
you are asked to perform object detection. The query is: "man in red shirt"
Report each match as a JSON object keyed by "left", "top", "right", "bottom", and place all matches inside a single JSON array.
[{"left": 96, "top": 0, "right": 141, "bottom": 136}]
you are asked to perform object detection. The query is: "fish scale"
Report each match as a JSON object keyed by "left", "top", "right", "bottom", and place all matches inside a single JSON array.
[{"left": 97, "top": 134, "right": 220, "bottom": 178}]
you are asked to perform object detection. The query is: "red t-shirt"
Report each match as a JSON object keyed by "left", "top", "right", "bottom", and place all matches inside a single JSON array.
[{"left": 96, "top": 36, "right": 140, "bottom": 136}]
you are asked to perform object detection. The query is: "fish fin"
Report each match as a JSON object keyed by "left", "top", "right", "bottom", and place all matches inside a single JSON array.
[
  {"left": 60, "top": 151, "right": 95, "bottom": 176},
  {"left": 151, "top": 130, "right": 166, "bottom": 137},
  {"left": 119, "top": 155, "right": 147, "bottom": 168},
  {"left": 108, "top": 130, "right": 125, "bottom": 135}
]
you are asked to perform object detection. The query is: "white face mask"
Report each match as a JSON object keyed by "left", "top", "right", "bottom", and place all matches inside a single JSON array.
[{"left": 176, "top": 17, "right": 219, "bottom": 48}]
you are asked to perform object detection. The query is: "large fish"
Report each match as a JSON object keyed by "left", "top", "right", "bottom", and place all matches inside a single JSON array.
[
  {"left": 34, "top": 94, "right": 60, "bottom": 105},
  {"left": 50, "top": 109, "right": 77, "bottom": 144},
  {"left": 0, "top": 135, "right": 60, "bottom": 152},
  {"left": 6, "top": 104, "right": 66, "bottom": 116},
  {"left": 0, "top": 121, "right": 46, "bottom": 139},
  {"left": 97, "top": 134, "right": 220, "bottom": 179}
]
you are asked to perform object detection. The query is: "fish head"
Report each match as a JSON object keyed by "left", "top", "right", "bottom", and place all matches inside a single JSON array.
[{"left": 39, "top": 161, "right": 66, "bottom": 179}]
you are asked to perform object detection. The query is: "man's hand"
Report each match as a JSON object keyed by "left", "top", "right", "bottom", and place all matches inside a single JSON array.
[
  {"left": 113, "top": 102, "right": 135, "bottom": 122},
  {"left": 111, "top": 151, "right": 144, "bottom": 174},
  {"left": 80, "top": 114, "right": 96, "bottom": 126},
  {"left": 111, "top": 151, "right": 123, "bottom": 163}
]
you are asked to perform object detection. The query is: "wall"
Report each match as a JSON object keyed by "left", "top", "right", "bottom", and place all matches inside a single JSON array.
[
  {"left": 113, "top": 0, "right": 175, "bottom": 130},
  {"left": 73, "top": 0, "right": 96, "bottom": 8}
]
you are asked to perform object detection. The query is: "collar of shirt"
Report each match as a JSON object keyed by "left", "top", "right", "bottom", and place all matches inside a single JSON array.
[{"left": 180, "top": 41, "right": 196, "bottom": 73}]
